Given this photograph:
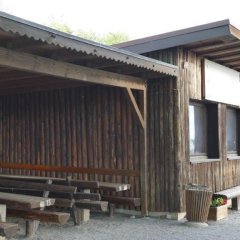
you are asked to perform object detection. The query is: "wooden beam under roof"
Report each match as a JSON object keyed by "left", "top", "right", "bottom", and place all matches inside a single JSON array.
[
  {"left": 0, "top": 46, "right": 146, "bottom": 90},
  {"left": 225, "top": 60, "right": 240, "bottom": 67},
  {"left": 213, "top": 54, "right": 240, "bottom": 62},
  {"left": 201, "top": 46, "right": 240, "bottom": 57},
  {"left": 190, "top": 40, "right": 240, "bottom": 53}
]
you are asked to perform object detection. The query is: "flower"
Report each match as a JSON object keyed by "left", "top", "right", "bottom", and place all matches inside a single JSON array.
[{"left": 211, "top": 196, "right": 227, "bottom": 207}]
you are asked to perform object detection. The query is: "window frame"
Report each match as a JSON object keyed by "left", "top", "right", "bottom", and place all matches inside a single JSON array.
[
  {"left": 189, "top": 101, "right": 220, "bottom": 164},
  {"left": 226, "top": 107, "right": 240, "bottom": 160},
  {"left": 189, "top": 102, "right": 207, "bottom": 157}
]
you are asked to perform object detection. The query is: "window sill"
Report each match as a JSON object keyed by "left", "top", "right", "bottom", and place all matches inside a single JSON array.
[
  {"left": 190, "top": 157, "right": 220, "bottom": 164},
  {"left": 227, "top": 155, "right": 240, "bottom": 161}
]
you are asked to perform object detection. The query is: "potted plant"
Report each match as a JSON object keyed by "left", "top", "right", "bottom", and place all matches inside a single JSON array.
[{"left": 208, "top": 196, "right": 228, "bottom": 221}]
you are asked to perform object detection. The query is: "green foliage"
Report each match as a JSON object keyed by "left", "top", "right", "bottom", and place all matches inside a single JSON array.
[
  {"left": 49, "top": 21, "right": 73, "bottom": 34},
  {"left": 211, "top": 197, "right": 227, "bottom": 207},
  {"left": 47, "top": 21, "right": 129, "bottom": 45},
  {"left": 101, "top": 32, "right": 129, "bottom": 45}
]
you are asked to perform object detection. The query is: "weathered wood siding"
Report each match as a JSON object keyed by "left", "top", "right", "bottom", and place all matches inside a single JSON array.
[
  {"left": 177, "top": 48, "right": 240, "bottom": 212},
  {"left": 145, "top": 47, "right": 240, "bottom": 213},
  {"left": 147, "top": 78, "right": 179, "bottom": 212},
  {"left": 0, "top": 85, "right": 142, "bottom": 199},
  {"left": 145, "top": 49, "right": 180, "bottom": 212}
]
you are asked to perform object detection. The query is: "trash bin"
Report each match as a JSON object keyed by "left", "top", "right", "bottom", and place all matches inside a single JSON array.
[{"left": 186, "top": 186, "right": 212, "bottom": 223}]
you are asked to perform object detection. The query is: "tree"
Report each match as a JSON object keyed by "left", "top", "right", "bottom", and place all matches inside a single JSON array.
[
  {"left": 48, "top": 20, "right": 73, "bottom": 34},
  {"left": 48, "top": 21, "right": 129, "bottom": 45},
  {"left": 101, "top": 32, "right": 129, "bottom": 45}
]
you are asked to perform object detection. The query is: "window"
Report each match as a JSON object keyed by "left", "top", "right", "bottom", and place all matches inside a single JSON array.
[
  {"left": 226, "top": 108, "right": 240, "bottom": 159},
  {"left": 189, "top": 102, "right": 219, "bottom": 163},
  {"left": 189, "top": 103, "right": 207, "bottom": 156}
]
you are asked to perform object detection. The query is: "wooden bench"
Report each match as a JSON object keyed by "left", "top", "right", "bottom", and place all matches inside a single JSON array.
[
  {"left": 101, "top": 195, "right": 141, "bottom": 217},
  {"left": 214, "top": 186, "right": 240, "bottom": 210},
  {"left": 0, "top": 174, "right": 138, "bottom": 220},
  {"left": 0, "top": 181, "right": 71, "bottom": 237},
  {"left": 0, "top": 192, "right": 55, "bottom": 209},
  {"left": 0, "top": 192, "right": 58, "bottom": 237},
  {"left": 0, "top": 176, "right": 104, "bottom": 227}
]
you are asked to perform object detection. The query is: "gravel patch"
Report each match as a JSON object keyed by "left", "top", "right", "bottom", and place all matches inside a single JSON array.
[{"left": 10, "top": 210, "right": 240, "bottom": 240}]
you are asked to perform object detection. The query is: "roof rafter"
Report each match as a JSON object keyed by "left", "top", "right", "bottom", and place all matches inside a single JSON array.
[{"left": 0, "top": 46, "right": 146, "bottom": 90}]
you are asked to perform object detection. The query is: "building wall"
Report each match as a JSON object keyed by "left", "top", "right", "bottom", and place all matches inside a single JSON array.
[
  {"left": 145, "top": 47, "right": 240, "bottom": 213},
  {"left": 0, "top": 75, "right": 182, "bottom": 213},
  {"left": 178, "top": 48, "right": 240, "bottom": 211},
  {"left": 147, "top": 78, "right": 179, "bottom": 212},
  {"left": 0, "top": 85, "right": 143, "bottom": 199},
  {"left": 145, "top": 49, "right": 181, "bottom": 212}
]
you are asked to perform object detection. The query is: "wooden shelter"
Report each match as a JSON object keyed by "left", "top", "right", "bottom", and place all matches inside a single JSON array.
[
  {"left": 0, "top": 12, "right": 178, "bottom": 217},
  {"left": 116, "top": 19, "right": 240, "bottom": 215}
]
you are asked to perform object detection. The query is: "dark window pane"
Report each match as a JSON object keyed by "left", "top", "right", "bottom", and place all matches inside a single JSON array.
[
  {"left": 189, "top": 103, "right": 207, "bottom": 156},
  {"left": 226, "top": 108, "right": 237, "bottom": 153}
]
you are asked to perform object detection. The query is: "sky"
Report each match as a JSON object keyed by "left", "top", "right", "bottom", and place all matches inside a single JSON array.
[{"left": 0, "top": 0, "right": 239, "bottom": 40}]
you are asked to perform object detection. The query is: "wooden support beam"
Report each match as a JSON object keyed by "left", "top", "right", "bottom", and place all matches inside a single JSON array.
[
  {"left": 0, "top": 174, "right": 100, "bottom": 189},
  {"left": 0, "top": 179, "right": 77, "bottom": 193},
  {"left": 124, "top": 88, "right": 145, "bottom": 128},
  {"left": 0, "top": 163, "right": 140, "bottom": 177},
  {"left": 49, "top": 192, "right": 101, "bottom": 201},
  {"left": 7, "top": 209, "right": 70, "bottom": 224},
  {"left": 54, "top": 198, "right": 75, "bottom": 208},
  {"left": 190, "top": 40, "right": 240, "bottom": 53},
  {"left": 101, "top": 196, "right": 141, "bottom": 207},
  {"left": 0, "top": 46, "right": 146, "bottom": 90},
  {"left": 74, "top": 200, "right": 108, "bottom": 212},
  {"left": 55, "top": 199, "right": 108, "bottom": 212},
  {"left": 141, "top": 87, "right": 148, "bottom": 216},
  {"left": 98, "top": 182, "right": 131, "bottom": 192}
]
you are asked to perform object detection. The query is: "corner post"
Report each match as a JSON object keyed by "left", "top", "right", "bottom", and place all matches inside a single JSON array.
[{"left": 141, "top": 85, "right": 148, "bottom": 216}]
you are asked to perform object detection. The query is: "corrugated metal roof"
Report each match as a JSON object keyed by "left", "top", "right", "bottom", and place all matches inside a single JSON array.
[{"left": 0, "top": 11, "right": 178, "bottom": 77}]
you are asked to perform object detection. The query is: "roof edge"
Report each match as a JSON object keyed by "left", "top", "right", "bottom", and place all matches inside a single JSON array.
[
  {"left": 0, "top": 11, "right": 178, "bottom": 77},
  {"left": 115, "top": 19, "right": 232, "bottom": 53}
]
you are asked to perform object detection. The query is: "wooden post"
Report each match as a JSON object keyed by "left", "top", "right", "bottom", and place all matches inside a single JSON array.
[
  {"left": 72, "top": 189, "right": 90, "bottom": 225},
  {"left": 26, "top": 220, "right": 39, "bottom": 237},
  {"left": 0, "top": 204, "right": 6, "bottom": 240},
  {"left": 140, "top": 86, "right": 148, "bottom": 216},
  {"left": 26, "top": 179, "right": 53, "bottom": 237},
  {"left": 108, "top": 203, "right": 115, "bottom": 217},
  {"left": 0, "top": 205, "right": 6, "bottom": 222},
  {"left": 232, "top": 197, "right": 240, "bottom": 210},
  {"left": 66, "top": 176, "right": 90, "bottom": 225}
]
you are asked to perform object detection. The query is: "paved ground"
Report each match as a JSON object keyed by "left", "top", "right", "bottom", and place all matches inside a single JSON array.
[{"left": 13, "top": 210, "right": 240, "bottom": 240}]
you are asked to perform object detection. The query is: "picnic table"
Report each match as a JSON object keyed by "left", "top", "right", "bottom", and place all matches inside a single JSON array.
[{"left": 0, "top": 192, "right": 56, "bottom": 238}]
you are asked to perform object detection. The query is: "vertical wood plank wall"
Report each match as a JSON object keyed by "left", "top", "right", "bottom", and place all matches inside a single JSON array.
[
  {"left": 0, "top": 85, "right": 142, "bottom": 199},
  {"left": 147, "top": 78, "right": 179, "bottom": 212},
  {"left": 145, "top": 49, "right": 180, "bottom": 212},
  {"left": 176, "top": 48, "right": 240, "bottom": 212},
  {"left": 145, "top": 47, "right": 240, "bottom": 213}
]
